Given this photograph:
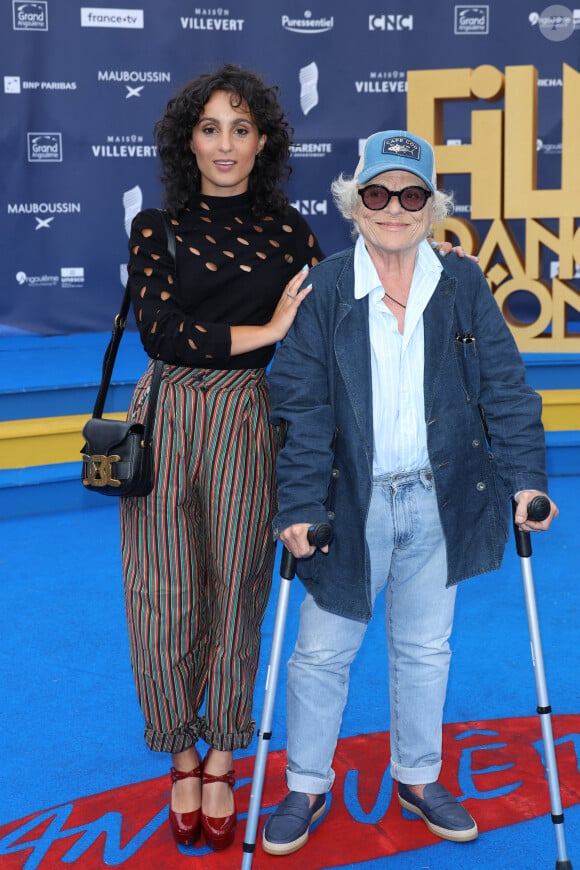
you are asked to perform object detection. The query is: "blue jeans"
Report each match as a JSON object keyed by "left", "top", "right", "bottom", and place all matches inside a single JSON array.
[{"left": 285, "top": 468, "right": 457, "bottom": 794}]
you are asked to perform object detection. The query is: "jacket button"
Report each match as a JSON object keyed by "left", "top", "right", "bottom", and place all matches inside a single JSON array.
[
  {"left": 476, "top": 481, "right": 486, "bottom": 492},
  {"left": 332, "top": 468, "right": 340, "bottom": 478},
  {"left": 472, "top": 439, "right": 481, "bottom": 448},
  {"left": 327, "top": 511, "right": 336, "bottom": 520}
]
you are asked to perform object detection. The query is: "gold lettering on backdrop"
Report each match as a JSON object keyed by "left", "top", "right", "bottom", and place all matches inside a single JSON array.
[{"left": 407, "top": 64, "right": 580, "bottom": 351}]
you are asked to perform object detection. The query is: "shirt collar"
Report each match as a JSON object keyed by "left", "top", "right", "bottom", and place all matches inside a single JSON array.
[{"left": 354, "top": 235, "right": 443, "bottom": 301}]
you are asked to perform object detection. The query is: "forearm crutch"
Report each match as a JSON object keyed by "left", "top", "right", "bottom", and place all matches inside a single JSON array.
[
  {"left": 241, "top": 522, "right": 333, "bottom": 870},
  {"left": 514, "top": 495, "right": 572, "bottom": 870}
]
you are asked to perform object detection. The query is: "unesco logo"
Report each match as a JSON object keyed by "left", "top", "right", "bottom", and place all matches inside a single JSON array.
[
  {"left": 27, "top": 133, "right": 63, "bottom": 163},
  {"left": 12, "top": 1, "right": 48, "bottom": 30}
]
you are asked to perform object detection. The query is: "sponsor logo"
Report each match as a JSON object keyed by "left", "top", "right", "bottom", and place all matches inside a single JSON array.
[
  {"left": 537, "top": 138, "right": 563, "bottom": 154},
  {"left": 454, "top": 5, "right": 490, "bottom": 34},
  {"left": 27, "top": 133, "right": 62, "bottom": 163},
  {"left": 12, "top": 1, "right": 48, "bottom": 31},
  {"left": 281, "top": 10, "right": 334, "bottom": 33},
  {"left": 299, "top": 62, "right": 319, "bottom": 115},
  {"left": 454, "top": 204, "right": 472, "bottom": 214},
  {"left": 5, "top": 75, "right": 77, "bottom": 92},
  {"left": 15, "top": 270, "right": 59, "bottom": 287},
  {"left": 290, "top": 142, "right": 333, "bottom": 158},
  {"left": 4, "top": 76, "right": 21, "bottom": 93},
  {"left": 7, "top": 202, "right": 81, "bottom": 227},
  {"left": 61, "top": 267, "right": 85, "bottom": 287},
  {"left": 355, "top": 71, "right": 407, "bottom": 94},
  {"left": 0, "top": 717, "right": 579, "bottom": 867},
  {"left": 13, "top": 267, "right": 85, "bottom": 286},
  {"left": 446, "top": 138, "right": 463, "bottom": 145},
  {"left": 529, "top": 4, "right": 575, "bottom": 39},
  {"left": 180, "top": 12, "right": 244, "bottom": 30},
  {"left": 92, "top": 135, "right": 156, "bottom": 158},
  {"left": 291, "top": 198, "right": 328, "bottom": 215},
  {"left": 80, "top": 7, "right": 144, "bottom": 28},
  {"left": 538, "top": 77, "right": 563, "bottom": 86},
  {"left": 98, "top": 70, "right": 171, "bottom": 98},
  {"left": 369, "top": 14, "right": 413, "bottom": 31},
  {"left": 550, "top": 259, "right": 580, "bottom": 278}
]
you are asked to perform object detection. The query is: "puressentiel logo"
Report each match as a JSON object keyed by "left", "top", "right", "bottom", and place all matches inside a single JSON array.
[
  {"left": 12, "top": 1, "right": 48, "bottom": 31},
  {"left": 80, "top": 7, "right": 144, "bottom": 28},
  {"left": 27, "top": 133, "right": 62, "bottom": 163}
]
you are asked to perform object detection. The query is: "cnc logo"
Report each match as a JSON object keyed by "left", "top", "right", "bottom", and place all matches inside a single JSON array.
[
  {"left": 80, "top": 7, "right": 144, "bottom": 28},
  {"left": 454, "top": 5, "right": 490, "bottom": 34},
  {"left": 290, "top": 199, "right": 328, "bottom": 216},
  {"left": 369, "top": 14, "right": 413, "bottom": 31},
  {"left": 27, "top": 133, "right": 62, "bottom": 163},
  {"left": 12, "top": 1, "right": 48, "bottom": 31}
]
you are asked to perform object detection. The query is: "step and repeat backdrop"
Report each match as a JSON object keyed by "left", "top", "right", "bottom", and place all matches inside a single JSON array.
[{"left": 1, "top": 1, "right": 580, "bottom": 350}]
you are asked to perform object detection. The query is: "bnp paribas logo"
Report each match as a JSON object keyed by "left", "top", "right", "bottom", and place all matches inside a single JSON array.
[{"left": 13, "top": 1, "right": 48, "bottom": 31}]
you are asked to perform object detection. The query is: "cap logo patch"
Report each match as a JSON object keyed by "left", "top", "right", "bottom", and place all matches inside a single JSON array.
[{"left": 382, "top": 136, "right": 420, "bottom": 161}]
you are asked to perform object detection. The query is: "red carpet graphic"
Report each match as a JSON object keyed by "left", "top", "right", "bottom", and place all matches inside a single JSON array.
[{"left": 2, "top": 715, "right": 579, "bottom": 869}]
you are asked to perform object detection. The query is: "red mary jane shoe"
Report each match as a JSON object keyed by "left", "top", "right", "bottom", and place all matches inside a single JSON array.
[
  {"left": 201, "top": 768, "right": 237, "bottom": 851},
  {"left": 169, "top": 763, "right": 203, "bottom": 846}
]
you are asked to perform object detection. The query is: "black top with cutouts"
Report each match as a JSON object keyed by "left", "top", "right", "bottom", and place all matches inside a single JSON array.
[{"left": 127, "top": 192, "right": 323, "bottom": 370}]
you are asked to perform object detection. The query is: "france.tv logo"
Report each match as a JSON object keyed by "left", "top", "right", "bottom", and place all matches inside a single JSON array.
[
  {"left": 13, "top": 1, "right": 48, "bottom": 30},
  {"left": 27, "top": 133, "right": 63, "bottom": 163}
]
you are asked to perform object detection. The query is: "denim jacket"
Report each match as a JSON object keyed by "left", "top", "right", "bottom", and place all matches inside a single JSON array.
[{"left": 269, "top": 246, "right": 547, "bottom": 621}]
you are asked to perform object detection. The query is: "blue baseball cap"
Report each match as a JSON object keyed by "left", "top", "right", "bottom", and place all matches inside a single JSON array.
[{"left": 356, "top": 130, "right": 436, "bottom": 192}]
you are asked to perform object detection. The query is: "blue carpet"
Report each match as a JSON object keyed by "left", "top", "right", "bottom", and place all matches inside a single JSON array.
[{"left": 1, "top": 475, "right": 579, "bottom": 868}]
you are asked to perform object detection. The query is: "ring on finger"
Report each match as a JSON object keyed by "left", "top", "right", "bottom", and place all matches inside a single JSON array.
[{"left": 286, "top": 291, "right": 297, "bottom": 299}]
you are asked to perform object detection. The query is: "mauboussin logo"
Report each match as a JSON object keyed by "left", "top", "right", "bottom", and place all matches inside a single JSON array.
[
  {"left": 27, "top": 133, "right": 63, "bottom": 162},
  {"left": 12, "top": 1, "right": 48, "bottom": 31}
]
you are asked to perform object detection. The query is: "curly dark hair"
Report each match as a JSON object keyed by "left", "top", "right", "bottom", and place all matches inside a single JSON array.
[{"left": 155, "top": 64, "right": 293, "bottom": 217}]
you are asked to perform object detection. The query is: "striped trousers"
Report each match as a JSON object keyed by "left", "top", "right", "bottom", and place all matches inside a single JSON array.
[{"left": 120, "top": 364, "right": 279, "bottom": 754}]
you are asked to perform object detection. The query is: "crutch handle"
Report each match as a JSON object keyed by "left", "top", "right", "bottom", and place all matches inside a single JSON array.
[
  {"left": 280, "top": 522, "right": 334, "bottom": 580},
  {"left": 512, "top": 494, "right": 550, "bottom": 558},
  {"left": 525, "top": 494, "right": 551, "bottom": 522}
]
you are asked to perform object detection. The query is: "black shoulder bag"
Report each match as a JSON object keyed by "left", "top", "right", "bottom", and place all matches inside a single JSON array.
[{"left": 80, "top": 210, "right": 175, "bottom": 497}]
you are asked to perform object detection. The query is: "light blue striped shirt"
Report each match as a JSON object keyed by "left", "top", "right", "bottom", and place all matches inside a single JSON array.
[{"left": 353, "top": 236, "right": 443, "bottom": 475}]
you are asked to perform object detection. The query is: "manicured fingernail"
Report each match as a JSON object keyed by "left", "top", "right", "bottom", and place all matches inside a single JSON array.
[
  {"left": 440, "top": 249, "right": 446, "bottom": 257},
  {"left": 304, "top": 283, "right": 313, "bottom": 290},
  {"left": 302, "top": 264, "right": 309, "bottom": 273},
  {"left": 430, "top": 240, "right": 437, "bottom": 247}
]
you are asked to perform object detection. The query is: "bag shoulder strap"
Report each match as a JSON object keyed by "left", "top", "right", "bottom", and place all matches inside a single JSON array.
[{"left": 92, "top": 209, "right": 176, "bottom": 419}]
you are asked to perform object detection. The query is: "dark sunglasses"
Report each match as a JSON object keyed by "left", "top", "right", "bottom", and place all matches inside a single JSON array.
[{"left": 358, "top": 184, "right": 432, "bottom": 212}]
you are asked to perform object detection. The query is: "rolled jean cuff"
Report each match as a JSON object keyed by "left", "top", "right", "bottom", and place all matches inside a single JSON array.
[
  {"left": 286, "top": 765, "right": 335, "bottom": 795},
  {"left": 390, "top": 758, "right": 442, "bottom": 786}
]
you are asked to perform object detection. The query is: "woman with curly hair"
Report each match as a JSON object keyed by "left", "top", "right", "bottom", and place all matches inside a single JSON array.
[{"left": 119, "top": 64, "right": 323, "bottom": 853}]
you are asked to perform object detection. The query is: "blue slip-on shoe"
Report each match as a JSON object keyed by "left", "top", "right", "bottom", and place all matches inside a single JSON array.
[
  {"left": 262, "top": 791, "right": 327, "bottom": 855},
  {"left": 398, "top": 782, "right": 478, "bottom": 842}
]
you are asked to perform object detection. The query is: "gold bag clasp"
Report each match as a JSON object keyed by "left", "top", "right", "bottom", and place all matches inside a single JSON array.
[{"left": 82, "top": 453, "right": 122, "bottom": 487}]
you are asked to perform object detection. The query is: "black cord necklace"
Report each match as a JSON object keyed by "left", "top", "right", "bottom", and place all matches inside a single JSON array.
[{"left": 383, "top": 290, "right": 407, "bottom": 309}]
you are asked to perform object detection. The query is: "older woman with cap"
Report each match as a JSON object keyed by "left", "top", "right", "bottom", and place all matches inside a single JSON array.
[{"left": 261, "top": 129, "right": 558, "bottom": 857}]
